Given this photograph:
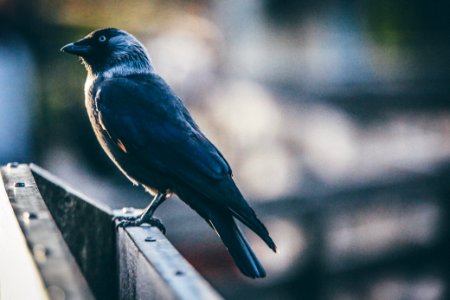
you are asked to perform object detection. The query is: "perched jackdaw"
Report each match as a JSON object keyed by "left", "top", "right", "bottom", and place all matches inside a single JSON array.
[{"left": 61, "top": 28, "right": 276, "bottom": 278}]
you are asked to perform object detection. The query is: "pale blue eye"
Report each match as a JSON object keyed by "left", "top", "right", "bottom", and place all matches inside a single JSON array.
[{"left": 98, "top": 35, "right": 107, "bottom": 42}]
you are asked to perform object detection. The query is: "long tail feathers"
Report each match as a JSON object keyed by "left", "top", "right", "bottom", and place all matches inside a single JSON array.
[
  {"left": 174, "top": 184, "right": 276, "bottom": 278},
  {"left": 230, "top": 208, "right": 277, "bottom": 253},
  {"left": 221, "top": 182, "right": 277, "bottom": 253},
  {"left": 210, "top": 211, "right": 267, "bottom": 278}
]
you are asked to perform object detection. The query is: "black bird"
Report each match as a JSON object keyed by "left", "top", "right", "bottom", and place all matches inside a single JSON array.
[{"left": 61, "top": 28, "right": 276, "bottom": 278}]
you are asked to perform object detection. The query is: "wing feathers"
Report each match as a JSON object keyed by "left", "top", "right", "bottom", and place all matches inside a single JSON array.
[{"left": 95, "top": 74, "right": 275, "bottom": 251}]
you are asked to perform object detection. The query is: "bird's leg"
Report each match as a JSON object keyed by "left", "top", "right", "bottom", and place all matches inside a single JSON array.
[{"left": 114, "top": 193, "right": 167, "bottom": 233}]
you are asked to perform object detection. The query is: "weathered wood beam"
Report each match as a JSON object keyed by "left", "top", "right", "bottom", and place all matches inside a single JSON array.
[
  {"left": 117, "top": 225, "right": 222, "bottom": 300},
  {"left": 30, "top": 163, "right": 222, "bottom": 300},
  {"left": 0, "top": 163, "right": 94, "bottom": 300},
  {"left": 31, "top": 164, "right": 118, "bottom": 300}
]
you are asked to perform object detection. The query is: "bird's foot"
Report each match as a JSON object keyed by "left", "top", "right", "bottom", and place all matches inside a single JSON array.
[{"left": 114, "top": 215, "right": 166, "bottom": 234}]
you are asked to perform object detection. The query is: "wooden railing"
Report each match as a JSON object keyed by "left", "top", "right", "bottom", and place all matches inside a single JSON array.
[{"left": 0, "top": 163, "right": 222, "bottom": 300}]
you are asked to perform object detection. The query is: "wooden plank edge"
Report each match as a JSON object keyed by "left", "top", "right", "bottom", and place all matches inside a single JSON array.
[
  {"left": 1, "top": 163, "right": 95, "bottom": 300},
  {"left": 117, "top": 225, "right": 223, "bottom": 300}
]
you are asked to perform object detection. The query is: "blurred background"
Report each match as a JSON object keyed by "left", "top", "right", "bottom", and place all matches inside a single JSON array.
[{"left": 1, "top": 0, "right": 450, "bottom": 299}]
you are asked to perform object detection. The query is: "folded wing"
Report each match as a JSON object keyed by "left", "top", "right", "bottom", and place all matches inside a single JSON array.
[{"left": 96, "top": 75, "right": 276, "bottom": 251}]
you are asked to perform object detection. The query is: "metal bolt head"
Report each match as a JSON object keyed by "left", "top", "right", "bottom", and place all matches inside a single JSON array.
[
  {"left": 7, "top": 162, "right": 19, "bottom": 168},
  {"left": 22, "top": 211, "right": 38, "bottom": 224},
  {"left": 122, "top": 207, "right": 135, "bottom": 214},
  {"left": 175, "top": 270, "right": 184, "bottom": 276},
  {"left": 145, "top": 237, "right": 156, "bottom": 242},
  {"left": 15, "top": 182, "right": 25, "bottom": 187},
  {"left": 33, "top": 244, "right": 49, "bottom": 263}
]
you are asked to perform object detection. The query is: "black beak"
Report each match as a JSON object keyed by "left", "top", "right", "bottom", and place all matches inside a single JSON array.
[{"left": 61, "top": 41, "right": 92, "bottom": 56}]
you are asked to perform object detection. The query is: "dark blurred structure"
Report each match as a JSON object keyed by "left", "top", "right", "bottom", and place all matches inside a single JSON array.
[
  {"left": 0, "top": 0, "right": 37, "bottom": 163},
  {"left": 1, "top": 0, "right": 450, "bottom": 299}
]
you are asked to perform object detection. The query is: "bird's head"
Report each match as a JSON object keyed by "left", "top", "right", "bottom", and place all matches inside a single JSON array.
[{"left": 61, "top": 28, "right": 153, "bottom": 76}]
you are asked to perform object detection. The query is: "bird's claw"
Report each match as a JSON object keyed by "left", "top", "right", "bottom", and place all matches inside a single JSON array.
[{"left": 114, "top": 215, "right": 166, "bottom": 234}]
